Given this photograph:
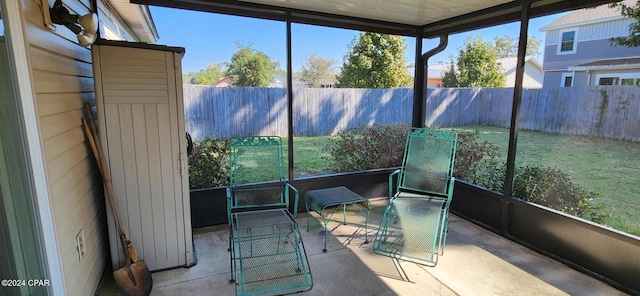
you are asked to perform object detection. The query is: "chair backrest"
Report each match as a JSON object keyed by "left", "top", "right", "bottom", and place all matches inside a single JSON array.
[
  {"left": 398, "top": 128, "right": 457, "bottom": 196},
  {"left": 229, "top": 136, "right": 287, "bottom": 210}
]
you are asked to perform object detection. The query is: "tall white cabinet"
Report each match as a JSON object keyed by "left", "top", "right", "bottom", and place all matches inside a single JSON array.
[{"left": 92, "top": 39, "right": 193, "bottom": 271}]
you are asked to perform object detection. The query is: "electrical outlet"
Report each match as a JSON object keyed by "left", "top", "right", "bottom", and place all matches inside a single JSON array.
[{"left": 76, "top": 229, "right": 86, "bottom": 263}]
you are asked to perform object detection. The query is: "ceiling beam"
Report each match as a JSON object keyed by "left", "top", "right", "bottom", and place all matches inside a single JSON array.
[{"left": 134, "top": 0, "right": 621, "bottom": 38}]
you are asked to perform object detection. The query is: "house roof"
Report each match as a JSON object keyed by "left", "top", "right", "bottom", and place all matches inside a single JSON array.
[
  {"left": 539, "top": 0, "right": 634, "bottom": 31},
  {"left": 410, "top": 57, "right": 542, "bottom": 79},
  {"left": 568, "top": 57, "right": 640, "bottom": 70},
  {"left": 106, "top": 0, "right": 160, "bottom": 42},
  {"left": 133, "top": 0, "right": 617, "bottom": 38},
  {"left": 499, "top": 56, "right": 542, "bottom": 73},
  {"left": 578, "top": 57, "right": 640, "bottom": 67}
]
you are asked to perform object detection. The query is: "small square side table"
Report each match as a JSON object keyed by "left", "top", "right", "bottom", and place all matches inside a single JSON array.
[{"left": 304, "top": 186, "right": 370, "bottom": 252}]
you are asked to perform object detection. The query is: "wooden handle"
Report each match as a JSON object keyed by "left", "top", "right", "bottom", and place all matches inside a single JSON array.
[{"left": 82, "top": 115, "right": 133, "bottom": 261}]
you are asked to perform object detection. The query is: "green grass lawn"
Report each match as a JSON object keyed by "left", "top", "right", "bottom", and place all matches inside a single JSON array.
[
  {"left": 286, "top": 126, "right": 640, "bottom": 236},
  {"left": 285, "top": 136, "right": 333, "bottom": 177},
  {"left": 453, "top": 125, "right": 640, "bottom": 236}
]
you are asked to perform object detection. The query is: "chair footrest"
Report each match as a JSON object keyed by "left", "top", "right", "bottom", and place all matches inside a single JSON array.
[
  {"left": 230, "top": 209, "right": 312, "bottom": 295},
  {"left": 373, "top": 197, "right": 447, "bottom": 265}
]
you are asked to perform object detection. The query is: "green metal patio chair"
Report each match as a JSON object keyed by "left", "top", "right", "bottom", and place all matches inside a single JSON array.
[
  {"left": 227, "top": 136, "right": 312, "bottom": 296},
  {"left": 373, "top": 128, "right": 458, "bottom": 266}
]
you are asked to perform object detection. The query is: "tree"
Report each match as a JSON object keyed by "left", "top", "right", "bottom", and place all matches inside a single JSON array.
[
  {"left": 225, "top": 43, "right": 279, "bottom": 87},
  {"left": 184, "top": 63, "right": 225, "bottom": 85},
  {"left": 494, "top": 35, "right": 542, "bottom": 58},
  {"left": 442, "top": 36, "right": 505, "bottom": 88},
  {"left": 274, "top": 68, "right": 288, "bottom": 78},
  {"left": 609, "top": 1, "right": 640, "bottom": 47},
  {"left": 300, "top": 54, "right": 337, "bottom": 88},
  {"left": 336, "top": 32, "right": 412, "bottom": 88}
]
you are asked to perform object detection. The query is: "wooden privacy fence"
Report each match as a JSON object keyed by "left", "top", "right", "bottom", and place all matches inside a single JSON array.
[
  {"left": 183, "top": 86, "right": 413, "bottom": 139},
  {"left": 183, "top": 85, "right": 640, "bottom": 142}
]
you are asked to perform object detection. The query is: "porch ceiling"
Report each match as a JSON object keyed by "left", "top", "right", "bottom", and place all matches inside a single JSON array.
[{"left": 132, "top": 0, "right": 618, "bottom": 37}]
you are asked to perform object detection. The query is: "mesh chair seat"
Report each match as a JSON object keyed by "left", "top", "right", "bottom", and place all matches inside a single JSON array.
[
  {"left": 373, "top": 128, "right": 458, "bottom": 266},
  {"left": 227, "top": 136, "right": 312, "bottom": 295}
]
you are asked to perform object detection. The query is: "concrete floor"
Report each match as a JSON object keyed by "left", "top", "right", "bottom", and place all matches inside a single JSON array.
[{"left": 97, "top": 200, "right": 626, "bottom": 295}]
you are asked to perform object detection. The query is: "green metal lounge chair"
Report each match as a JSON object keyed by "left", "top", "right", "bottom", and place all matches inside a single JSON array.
[
  {"left": 373, "top": 128, "right": 457, "bottom": 266},
  {"left": 227, "top": 136, "right": 313, "bottom": 295}
]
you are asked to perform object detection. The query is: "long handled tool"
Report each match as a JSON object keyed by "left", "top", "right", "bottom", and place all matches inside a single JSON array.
[{"left": 82, "top": 103, "right": 152, "bottom": 296}]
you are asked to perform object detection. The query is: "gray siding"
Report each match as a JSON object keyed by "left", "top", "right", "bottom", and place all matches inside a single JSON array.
[
  {"left": 543, "top": 38, "right": 639, "bottom": 71},
  {"left": 543, "top": 71, "right": 564, "bottom": 88},
  {"left": 574, "top": 72, "right": 590, "bottom": 87}
]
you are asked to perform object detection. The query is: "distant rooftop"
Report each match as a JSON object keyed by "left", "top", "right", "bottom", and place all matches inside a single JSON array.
[
  {"left": 540, "top": 0, "right": 633, "bottom": 31},
  {"left": 411, "top": 56, "right": 542, "bottom": 79}
]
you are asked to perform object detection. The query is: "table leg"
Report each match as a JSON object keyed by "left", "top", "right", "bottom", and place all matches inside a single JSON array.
[{"left": 322, "top": 211, "right": 329, "bottom": 252}]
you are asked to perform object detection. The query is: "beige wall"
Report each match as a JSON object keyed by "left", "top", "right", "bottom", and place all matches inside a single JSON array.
[{"left": 22, "top": 0, "right": 140, "bottom": 294}]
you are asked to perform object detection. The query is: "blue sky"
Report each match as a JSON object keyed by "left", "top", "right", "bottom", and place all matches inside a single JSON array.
[{"left": 150, "top": 6, "right": 563, "bottom": 74}]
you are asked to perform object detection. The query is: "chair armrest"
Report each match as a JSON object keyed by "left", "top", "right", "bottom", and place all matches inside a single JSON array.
[
  {"left": 445, "top": 177, "right": 456, "bottom": 206},
  {"left": 226, "top": 187, "right": 232, "bottom": 224},
  {"left": 389, "top": 169, "right": 401, "bottom": 198},
  {"left": 287, "top": 183, "right": 300, "bottom": 216}
]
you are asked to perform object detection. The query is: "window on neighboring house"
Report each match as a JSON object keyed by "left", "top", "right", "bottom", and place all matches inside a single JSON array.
[
  {"left": 559, "top": 30, "right": 576, "bottom": 53},
  {"left": 596, "top": 73, "right": 640, "bottom": 86},
  {"left": 598, "top": 77, "right": 618, "bottom": 85},
  {"left": 561, "top": 73, "right": 573, "bottom": 87}
]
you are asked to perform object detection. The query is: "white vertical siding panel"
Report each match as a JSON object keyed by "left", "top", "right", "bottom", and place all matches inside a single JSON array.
[
  {"left": 157, "top": 104, "right": 177, "bottom": 264},
  {"left": 144, "top": 104, "right": 167, "bottom": 263},
  {"left": 132, "top": 104, "right": 153, "bottom": 262}
]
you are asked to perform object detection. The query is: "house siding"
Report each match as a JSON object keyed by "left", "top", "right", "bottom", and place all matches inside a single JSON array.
[
  {"left": 97, "top": 0, "right": 136, "bottom": 41},
  {"left": 543, "top": 38, "right": 638, "bottom": 71},
  {"left": 573, "top": 71, "right": 589, "bottom": 86},
  {"left": 543, "top": 70, "right": 593, "bottom": 88},
  {"left": 542, "top": 15, "right": 639, "bottom": 87},
  {"left": 22, "top": 0, "right": 144, "bottom": 294},
  {"left": 544, "top": 18, "right": 632, "bottom": 46},
  {"left": 504, "top": 61, "right": 543, "bottom": 88}
]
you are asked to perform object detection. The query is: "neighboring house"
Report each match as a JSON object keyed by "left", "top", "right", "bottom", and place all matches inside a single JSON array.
[
  {"left": 500, "top": 56, "right": 543, "bottom": 88},
  {"left": 411, "top": 56, "right": 543, "bottom": 88},
  {"left": 213, "top": 76, "right": 234, "bottom": 87},
  {"left": 268, "top": 74, "right": 325, "bottom": 88},
  {"left": 1, "top": 1, "right": 157, "bottom": 295},
  {"left": 408, "top": 66, "right": 446, "bottom": 88},
  {"left": 540, "top": 0, "right": 640, "bottom": 87}
]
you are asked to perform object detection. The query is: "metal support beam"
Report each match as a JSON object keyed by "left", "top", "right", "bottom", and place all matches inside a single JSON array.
[
  {"left": 413, "top": 34, "right": 448, "bottom": 128},
  {"left": 411, "top": 30, "right": 425, "bottom": 128},
  {"left": 286, "top": 15, "right": 294, "bottom": 181},
  {"left": 501, "top": 2, "right": 531, "bottom": 234}
]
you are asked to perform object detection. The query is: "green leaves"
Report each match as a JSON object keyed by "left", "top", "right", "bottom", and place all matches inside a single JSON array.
[
  {"left": 609, "top": 1, "right": 640, "bottom": 47},
  {"left": 319, "top": 124, "right": 408, "bottom": 172},
  {"left": 225, "top": 43, "right": 279, "bottom": 87},
  {"left": 494, "top": 35, "right": 542, "bottom": 58},
  {"left": 300, "top": 54, "right": 337, "bottom": 88},
  {"left": 184, "top": 63, "right": 225, "bottom": 85},
  {"left": 336, "top": 32, "right": 412, "bottom": 88},
  {"left": 188, "top": 137, "right": 231, "bottom": 189},
  {"left": 442, "top": 36, "right": 505, "bottom": 88}
]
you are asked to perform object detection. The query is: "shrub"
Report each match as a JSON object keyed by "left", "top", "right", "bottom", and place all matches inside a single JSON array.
[
  {"left": 188, "top": 137, "right": 231, "bottom": 189},
  {"left": 320, "top": 124, "right": 409, "bottom": 172},
  {"left": 321, "top": 126, "right": 501, "bottom": 178},
  {"left": 478, "top": 164, "right": 609, "bottom": 223},
  {"left": 454, "top": 130, "right": 501, "bottom": 183}
]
